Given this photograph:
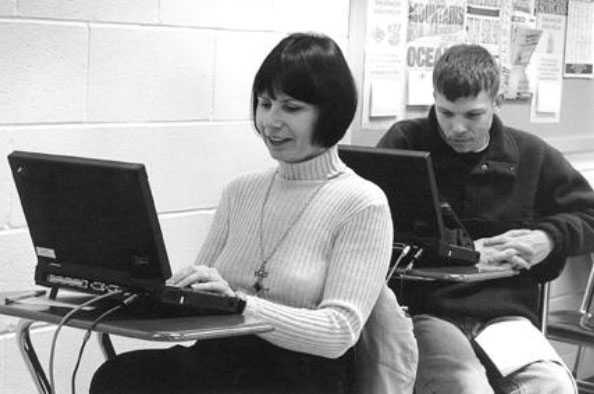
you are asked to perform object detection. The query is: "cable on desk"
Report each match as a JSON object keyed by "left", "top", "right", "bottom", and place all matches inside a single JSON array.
[
  {"left": 48, "top": 291, "right": 124, "bottom": 394},
  {"left": 398, "top": 246, "right": 424, "bottom": 302},
  {"left": 386, "top": 244, "right": 412, "bottom": 283},
  {"left": 70, "top": 298, "right": 128, "bottom": 394}
]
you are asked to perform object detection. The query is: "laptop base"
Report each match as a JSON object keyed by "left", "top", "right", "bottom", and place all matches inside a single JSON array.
[
  {"left": 395, "top": 266, "right": 519, "bottom": 282},
  {"left": 159, "top": 287, "right": 244, "bottom": 314}
]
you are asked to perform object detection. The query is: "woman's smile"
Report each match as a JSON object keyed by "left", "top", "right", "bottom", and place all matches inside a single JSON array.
[
  {"left": 256, "top": 90, "right": 324, "bottom": 163},
  {"left": 266, "top": 134, "right": 291, "bottom": 146}
]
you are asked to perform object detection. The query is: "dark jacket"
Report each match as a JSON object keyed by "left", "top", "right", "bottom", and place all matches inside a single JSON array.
[{"left": 378, "top": 107, "right": 594, "bottom": 325}]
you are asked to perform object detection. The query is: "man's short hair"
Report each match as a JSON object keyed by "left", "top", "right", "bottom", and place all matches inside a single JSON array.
[
  {"left": 251, "top": 32, "right": 357, "bottom": 148},
  {"left": 433, "top": 44, "right": 500, "bottom": 101}
]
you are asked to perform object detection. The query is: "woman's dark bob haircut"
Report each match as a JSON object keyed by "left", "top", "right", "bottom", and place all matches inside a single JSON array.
[{"left": 251, "top": 32, "right": 357, "bottom": 148}]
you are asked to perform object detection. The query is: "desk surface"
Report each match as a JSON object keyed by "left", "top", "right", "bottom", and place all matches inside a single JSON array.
[{"left": 0, "top": 290, "right": 273, "bottom": 341}]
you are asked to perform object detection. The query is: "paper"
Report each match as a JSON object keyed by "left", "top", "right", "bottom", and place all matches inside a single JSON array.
[
  {"left": 536, "top": 80, "right": 562, "bottom": 113},
  {"left": 405, "top": 0, "right": 466, "bottom": 106},
  {"left": 510, "top": 26, "right": 542, "bottom": 66},
  {"left": 362, "top": 0, "right": 408, "bottom": 126},
  {"left": 529, "top": 5, "right": 567, "bottom": 123},
  {"left": 505, "top": 26, "right": 542, "bottom": 99},
  {"left": 466, "top": 0, "right": 512, "bottom": 57},
  {"left": 564, "top": 0, "right": 594, "bottom": 78},
  {"left": 370, "top": 79, "right": 401, "bottom": 117},
  {"left": 474, "top": 317, "right": 562, "bottom": 377},
  {"left": 407, "top": 69, "right": 434, "bottom": 106}
]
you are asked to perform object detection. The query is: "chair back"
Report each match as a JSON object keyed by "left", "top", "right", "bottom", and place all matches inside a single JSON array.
[
  {"left": 539, "top": 282, "right": 550, "bottom": 333},
  {"left": 544, "top": 253, "right": 594, "bottom": 392},
  {"left": 542, "top": 254, "right": 594, "bottom": 333},
  {"left": 579, "top": 253, "right": 594, "bottom": 316},
  {"left": 578, "top": 253, "right": 594, "bottom": 330}
]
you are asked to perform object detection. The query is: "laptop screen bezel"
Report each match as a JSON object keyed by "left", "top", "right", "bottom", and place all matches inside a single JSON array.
[
  {"left": 8, "top": 150, "right": 171, "bottom": 295},
  {"left": 337, "top": 144, "right": 445, "bottom": 245}
]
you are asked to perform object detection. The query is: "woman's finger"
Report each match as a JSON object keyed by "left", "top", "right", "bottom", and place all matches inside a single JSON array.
[
  {"left": 168, "top": 265, "right": 212, "bottom": 287},
  {"left": 168, "top": 266, "right": 195, "bottom": 285},
  {"left": 191, "top": 281, "right": 235, "bottom": 297}
]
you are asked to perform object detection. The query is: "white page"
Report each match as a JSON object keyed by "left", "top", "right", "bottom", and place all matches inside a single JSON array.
[{"left": 474, "top": 318, "right": 562, "bottom": 376}]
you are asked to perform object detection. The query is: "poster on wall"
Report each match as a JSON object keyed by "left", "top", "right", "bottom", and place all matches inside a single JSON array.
[
  {"left": 406, "top": 0, "right": 466, "bottom": 105},
  {"left": 529, "top": 0, "right": 567, "bottom": 123},
  {"left": 564, "top": 0, "right": 594, "bottom": 78},
  {"left": 505, "top": 0, "right": 541, "bottom": 99},
  {"left": 363, "top": 0, "right": 409, "bottom": 127},
  {"left": 466, "top": 0, "right": 514, "bottom": 97},
  {"left": 466, "top": 0, "right": 513, "bottom": 59},
  {"left": 506, "top": 26, "right": 542, "bottom": 99}
]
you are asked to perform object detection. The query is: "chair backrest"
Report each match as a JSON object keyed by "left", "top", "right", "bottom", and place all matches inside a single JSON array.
[
  {"left": 539, "top": 282, "right": 550, "bottom": 333},
  {"left": 542, "top": 253, "right": 594, "bottom": 334},
  {"left": 578, "top": 253, "right": 594, "bottom": 316}
]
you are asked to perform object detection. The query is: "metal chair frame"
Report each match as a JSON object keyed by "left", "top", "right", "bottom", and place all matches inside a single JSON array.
[{"left": 546, "top": 253, "right": 594, "bottom": 394}]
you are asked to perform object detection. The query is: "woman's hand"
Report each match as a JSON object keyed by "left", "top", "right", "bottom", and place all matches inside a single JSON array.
[{"left": 167, "top": 265, "right": 235, "bottom": 297}]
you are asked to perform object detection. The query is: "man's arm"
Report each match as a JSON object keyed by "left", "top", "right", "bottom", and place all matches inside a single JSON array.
[
  {"left": 530, "top": 144, "right": 594, "bottom": 280},
  {"left": 486, "top": 141, "right": 594, "bottom": 280},
  {"left": 474, "top": 229, "right": 553, "bottom": 271}
]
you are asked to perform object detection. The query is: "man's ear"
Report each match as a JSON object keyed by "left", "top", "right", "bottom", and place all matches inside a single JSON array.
[{"left": 493, "top": 93, "right": 504, "bottom": 113}]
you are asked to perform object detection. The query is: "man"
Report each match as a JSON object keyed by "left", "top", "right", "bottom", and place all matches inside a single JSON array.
[{"left": 378, "top": 44, "right": 594, "bottom": 393}]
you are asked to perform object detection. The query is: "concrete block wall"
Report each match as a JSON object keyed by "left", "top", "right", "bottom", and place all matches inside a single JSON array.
[
  {"left": 0, "top": 1, "right": 351, "bottom": 392},
  {"left": 1, "top": 0, "right": 593, "bottom": 391}
]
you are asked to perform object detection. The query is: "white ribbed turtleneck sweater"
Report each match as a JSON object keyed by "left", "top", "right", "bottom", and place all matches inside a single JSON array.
[{"left": 194, "top": 146, "right": 393, "bottom": 358}]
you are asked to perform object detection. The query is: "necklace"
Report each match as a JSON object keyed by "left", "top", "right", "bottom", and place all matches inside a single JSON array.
[{"left": 253, "top": 172, "right": 327, "bottom": 295}]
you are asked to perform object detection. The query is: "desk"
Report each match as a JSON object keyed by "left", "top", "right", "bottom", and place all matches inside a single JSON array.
[{"left": 0, "top": 290, "right": 274, "bottom": 394}]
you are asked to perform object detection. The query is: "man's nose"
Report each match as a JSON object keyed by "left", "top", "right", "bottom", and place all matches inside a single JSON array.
[{"left": 449, "top": 118, "right": 467, "bottom": 134}]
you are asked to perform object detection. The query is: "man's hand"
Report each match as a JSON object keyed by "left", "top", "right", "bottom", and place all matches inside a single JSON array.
[{"left": 474, "top": 229, "right": 553, "bottom": 271}]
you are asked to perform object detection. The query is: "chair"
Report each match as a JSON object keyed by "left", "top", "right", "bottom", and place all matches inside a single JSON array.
[
  {"left": 539, "top": 281, "right": 550, "bottom": 333},
  {"left": 546, "top": 253, "right": 594, "bottom": 394}
]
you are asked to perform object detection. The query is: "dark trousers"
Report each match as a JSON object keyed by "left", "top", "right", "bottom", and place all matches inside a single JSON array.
[{"left": 90, "top": 335, "right": 354, "bottom": 394}]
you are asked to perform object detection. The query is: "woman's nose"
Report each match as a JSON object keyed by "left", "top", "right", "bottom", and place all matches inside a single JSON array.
[{"left": 263, "top": 106, "right": 283, "bottom": 129}]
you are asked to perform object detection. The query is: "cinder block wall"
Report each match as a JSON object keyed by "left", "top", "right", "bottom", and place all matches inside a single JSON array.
[
  {"left": 1, "top": 1, "right": 593, "bottom": 392},
  {"left": 0, "top": 1, "right": 351, "bottom": 392}
]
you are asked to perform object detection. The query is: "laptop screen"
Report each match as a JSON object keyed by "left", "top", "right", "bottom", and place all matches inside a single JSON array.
[
  {"left": 337, "top": 145, "right": 444, "bottom": 245},
  {"left": 8, "top": 151, "right": 171, "bottom": 295}
]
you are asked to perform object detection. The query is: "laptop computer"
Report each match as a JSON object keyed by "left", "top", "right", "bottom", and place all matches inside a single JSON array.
[
  {"left": 8, "top": 151, "right": 244, "bottom": 314},
  {"left": 337, "top": 145, "right": 517, "bottom": 282}
]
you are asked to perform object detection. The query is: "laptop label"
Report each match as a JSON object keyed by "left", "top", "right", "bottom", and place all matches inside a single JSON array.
[{"left": 36, "top": 246, "right": 56, "bottom": 259}]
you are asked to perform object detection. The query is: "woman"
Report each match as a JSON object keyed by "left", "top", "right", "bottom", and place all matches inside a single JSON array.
[{"left": 91, "top": 32, "right": 415, "bottom": 394}]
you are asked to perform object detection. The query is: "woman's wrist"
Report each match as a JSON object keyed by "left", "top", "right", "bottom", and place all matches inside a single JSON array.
[{"left": 234, "top": 290, "right": 248, "bottom": 314}]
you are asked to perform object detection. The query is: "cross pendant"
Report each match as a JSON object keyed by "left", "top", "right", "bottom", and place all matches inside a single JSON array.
[{"left": 253, "top": 265, "right": 269, "bottom": 294}]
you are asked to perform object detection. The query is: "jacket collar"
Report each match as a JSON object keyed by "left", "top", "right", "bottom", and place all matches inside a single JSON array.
[{"left": 427, "top": 106, "right": 519, "bottom": 178}]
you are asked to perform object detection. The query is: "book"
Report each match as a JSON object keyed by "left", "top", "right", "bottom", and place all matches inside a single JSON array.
[{"left": 473, "top": 317, "right": 563, "bottom": 377}]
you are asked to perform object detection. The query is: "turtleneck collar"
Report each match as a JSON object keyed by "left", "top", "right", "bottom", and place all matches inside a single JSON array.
[{"left": 277, "top": 145, "right": 346, "bottom": 181}]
